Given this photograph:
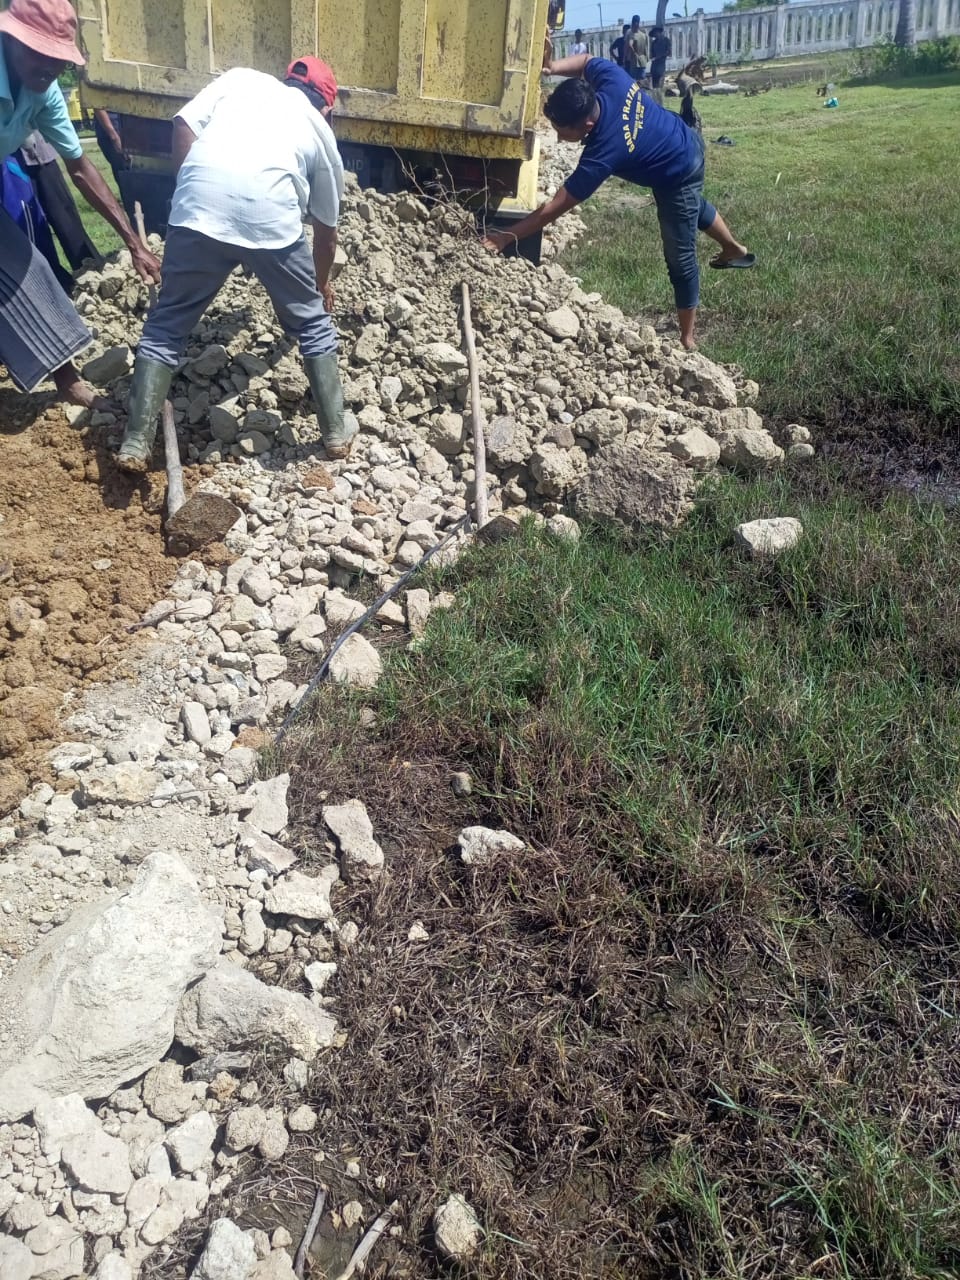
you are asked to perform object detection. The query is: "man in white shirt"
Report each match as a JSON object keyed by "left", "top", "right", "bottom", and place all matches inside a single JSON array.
[
  {"left": 571, "top": 29, "right": 588, "bottom": 55},
  {"left": 117, "top": 56, "right": 355, "bottom": 472}
]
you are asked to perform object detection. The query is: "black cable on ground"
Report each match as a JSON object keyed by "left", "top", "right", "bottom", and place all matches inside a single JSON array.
[{"left": 274, "top": 511, "right": 473, "bottom": 744}]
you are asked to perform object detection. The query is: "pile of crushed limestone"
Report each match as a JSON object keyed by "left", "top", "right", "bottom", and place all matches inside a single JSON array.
[{"left": 0, "top": 152, "right": 814, "bottom": 1280}]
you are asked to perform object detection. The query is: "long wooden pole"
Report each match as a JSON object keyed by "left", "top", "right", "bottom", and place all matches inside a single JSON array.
[
  {"left": 460, "top": 281, "right": 489, "bottom": 529},
  {"left": 162, "top": 401, "right": 186, "bottom": 518}
]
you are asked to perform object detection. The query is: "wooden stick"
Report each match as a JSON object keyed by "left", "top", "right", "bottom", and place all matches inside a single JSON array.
[
  {"left": 162, "top": 400, "right": 186, "bottom": 518},
  {"left": 133, "top": 201, "right": 148, "bottom": 249},
  {"left": 293, "top": 1185, "right": 327, "bottom": 1279},
  {"left": 460, "top": 281, "right": 490, "bottom": 529},
  {"left": 333, "top": 1200, "right": 400, "bottom": 1280}
]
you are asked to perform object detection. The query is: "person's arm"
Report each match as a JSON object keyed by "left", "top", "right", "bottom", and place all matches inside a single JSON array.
[
  {"left": 482, "top": 187, "right": 580, "bottom": 254},
  {"left": 310, "top": 219, "right": 337, "bottom": 311},
  {"left": 544, "top": 52, "right": 590, "bottom": 77},
  {"left": 63, "top": 154, "right": 161, "bottom": 282},
  {"left": 93, "top": 108, "right": 123, "bottom": 155},
  {"left": 37, "top": 85, "right": 159, "bottom": 281},
  {"left": 172, "top": 117, "right": 197, "bottom": 173}
]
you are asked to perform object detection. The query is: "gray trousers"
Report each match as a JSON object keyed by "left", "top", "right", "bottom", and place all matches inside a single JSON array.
[{"left": 138, "top": 224, "right": 337, "bottom": 368}]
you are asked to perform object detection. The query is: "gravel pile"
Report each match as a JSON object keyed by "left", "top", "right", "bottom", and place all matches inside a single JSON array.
[{"left": 0, "top": 141, "right": 812, "bottom": 1277}]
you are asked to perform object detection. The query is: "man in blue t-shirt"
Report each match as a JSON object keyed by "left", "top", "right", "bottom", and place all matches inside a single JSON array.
[{"left": 483, "top": 54, "right": 754, "bottom": 350}]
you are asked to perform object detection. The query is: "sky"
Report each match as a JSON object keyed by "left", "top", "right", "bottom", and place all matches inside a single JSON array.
[{"left": 559, "top": 0, "right": 728, "bottom": 28}]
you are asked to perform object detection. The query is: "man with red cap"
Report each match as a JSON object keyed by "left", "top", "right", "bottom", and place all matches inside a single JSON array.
[
  {"left": 0, "top": 0, "right": 160, "bottom": 408},
  {"left": 116, "top": 56, "right": 354, "bottom": 472}
]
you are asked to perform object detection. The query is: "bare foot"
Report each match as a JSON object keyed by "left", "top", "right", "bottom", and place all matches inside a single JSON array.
[
  {"left": 711, "top": 241, "right": 749, "bottom": 264},
  {"left": 52, "top": 364, "right": 110, "bottom": 412},
  {"left": 681, "top": 336, "right": 698, "bottom": 351}
]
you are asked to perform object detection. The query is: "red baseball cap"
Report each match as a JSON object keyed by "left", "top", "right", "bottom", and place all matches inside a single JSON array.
[
  {"left": 285, "top": 55, "right": 337, "bottom": 108},
  {"left": 0, "top": 0, "right": 85, "bottom": 66}
]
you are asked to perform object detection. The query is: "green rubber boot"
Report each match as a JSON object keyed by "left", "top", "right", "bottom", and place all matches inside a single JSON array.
[
  {"left": 116, "top": 357, "right": 173, "bottom": 473},
  {"left": 304, "top": 354, "right": 357, "bottom": 460}
]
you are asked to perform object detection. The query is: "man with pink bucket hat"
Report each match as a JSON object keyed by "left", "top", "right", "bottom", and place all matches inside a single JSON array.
[{"left": 0, "top": 0, "right": 160, "bottom": 408}]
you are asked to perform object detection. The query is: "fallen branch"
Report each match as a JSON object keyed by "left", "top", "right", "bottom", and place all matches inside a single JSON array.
[
  {"left": 294, "top": 1185, "right": 327, "bottom": 1278},
  {"left": 334, "top": 1200, "right": 400, "bottom": 1280},
  {"left": 460, "top": 281, "right": 489, "bottom": 529}
]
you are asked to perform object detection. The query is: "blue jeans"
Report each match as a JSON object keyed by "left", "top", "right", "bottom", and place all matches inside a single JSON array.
[
  {"left": 651, "top": 136, "right": 717, "bottom": 311},
  {"left": 138, "top": 225, "right": 337, "bottom": 368}
]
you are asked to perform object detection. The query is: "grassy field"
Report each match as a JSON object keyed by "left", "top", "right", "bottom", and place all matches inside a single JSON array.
[
  {"left": 280, "top": 467, "right": 960, "bottom": 1279},
  {"left": 568, "top": 75, "right": 960, "bottom": 435},
  {"left": 269, "top": 73, "right": 960, "bottom": 1280}
]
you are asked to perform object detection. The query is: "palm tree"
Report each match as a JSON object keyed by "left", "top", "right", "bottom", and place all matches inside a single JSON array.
[{"left": 895, "top": 0, "right": 916, "bottom": 46}]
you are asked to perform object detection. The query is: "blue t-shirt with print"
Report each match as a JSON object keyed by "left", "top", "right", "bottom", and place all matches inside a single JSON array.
[{"left": 563, "top": 58, "right": 701, "bottom": 201}]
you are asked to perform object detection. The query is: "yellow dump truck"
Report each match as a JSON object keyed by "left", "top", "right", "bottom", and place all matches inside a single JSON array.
[{"left": 77, "top": 0, "right": 551, "bottom": 243}]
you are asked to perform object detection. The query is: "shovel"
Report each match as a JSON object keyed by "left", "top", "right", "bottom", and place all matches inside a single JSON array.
[
  {"left": 133, "top": 205, "right": 241, "bottom": 555},
  {"left": 161, "top": 402, "right": 241, "bottom": 556}
]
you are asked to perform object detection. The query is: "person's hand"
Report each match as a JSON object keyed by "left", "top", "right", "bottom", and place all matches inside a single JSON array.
[
  {"left": 543, "top": 29, "right": 553, "bottom": 72},
  {"left": 130, "top": 242, "right": 161, "bottom": 285},
  {"left": 481, "top": 230, "right": 512, "bottom": 255},
  {"left": 322, "top": 282, "right": 335, "bottom": 313}
]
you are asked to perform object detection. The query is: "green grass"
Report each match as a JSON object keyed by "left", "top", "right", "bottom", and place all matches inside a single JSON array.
[
  {"left": 67, "top": 143, "right": 126, "bottom": 261},
  {"left": 280, "top": 471, "right": 960, "bottom": 1278},
  {"left": 566, "top": 75, "right": 960, "bottom": 434},
  {"left": 385, "top": 474, "right": 960, "bottom": 938}
]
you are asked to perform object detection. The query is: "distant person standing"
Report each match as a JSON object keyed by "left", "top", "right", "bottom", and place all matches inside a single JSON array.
[
  {"left": 649, "top": 25, "right": 672, "bottom": 101},
  {"left": 571, "top": 29, "right": 588, "bottom": 55},
  {"left": 610, "top": 23, "right": 631, "bottom": 66},
  {"left": 625, "top": 16, "right": 649, "bottom": 81},
  {"left": 92, "top": 108, "right": 129, "bottom": 189}
]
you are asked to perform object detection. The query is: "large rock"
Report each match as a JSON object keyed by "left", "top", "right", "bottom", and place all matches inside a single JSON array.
[
  {"left": 485, "top": 415, "right": 531, "bottom": 468},
  {"left": 458, "top": 826, "right": 525, "bottom": 868},
  {"left": 33, "top": 1093, "right": 98, "bottom": 1159},
  {"left": 82, "top": 345, "right": 130, "bottom": 384},
  {"left": 22, "top": 1216, "right": 84, "bottom": 1280},
  {"left": 60, "top": 1130, "right": 133, "bottom": 1196},
  {"left": 328, "top": 633, "right": 382, "bottom": 689},
  {"left": 433, "top": 1193, "right": 482, "bottom": 1261},
  {"left": 165, "top": 1110, "right": 218, "bottom": 1174},
  {"left": 0, "top": 1234, "right": 33, "bottom": 1280},
  {"left": 79, "top": 762, "right": 158, "bottom": 806},
  {"left": 238, "top": 774, "right": 289, "bottom": 837},
  {"left": 528, "top": 443, "right": 589, "bottom": 498},
  {"left": 574, "top": 408, "right": 627, "bottom": 448},
  {"left": 322, "top": 800, "right": 384, "bottom": 883},
  {"left": 734, "top": 517, "right": 804, "bottom": 558},
  {"left": 574, "top": 443, "right": 697, "bottom": 534},
  {"left": 264, "top": 866, "right": 338, "bottom": 920},
  {"left": 678, "top": 352, "right": 739, "bottom": 409},
  {"left": 191, "top": 1219, "right": 257, "bottom": 1280},
  {"left": 176, "top": 961, "right": 337, "bottom": 1061},
  {"left": 0, "top": 853, "right": 222, "bottom": 1121},
  {"left": 716, "top": 427, "right": 785, "bottom": 473},
  {"left": 540, "top": 306, "right": 580, "bottom": 341},
  {"left": 667, "top": 426, "right": 721, "bottom": 471}
]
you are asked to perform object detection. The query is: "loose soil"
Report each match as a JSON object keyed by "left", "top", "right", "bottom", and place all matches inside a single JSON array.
[{"left": 0, "top": 388, "right": 181, "bottom": 806}]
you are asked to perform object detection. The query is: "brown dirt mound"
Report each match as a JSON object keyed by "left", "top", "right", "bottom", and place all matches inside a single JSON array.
[{"left": 0, "top": 390, "right": 182, "bottom": 805}]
